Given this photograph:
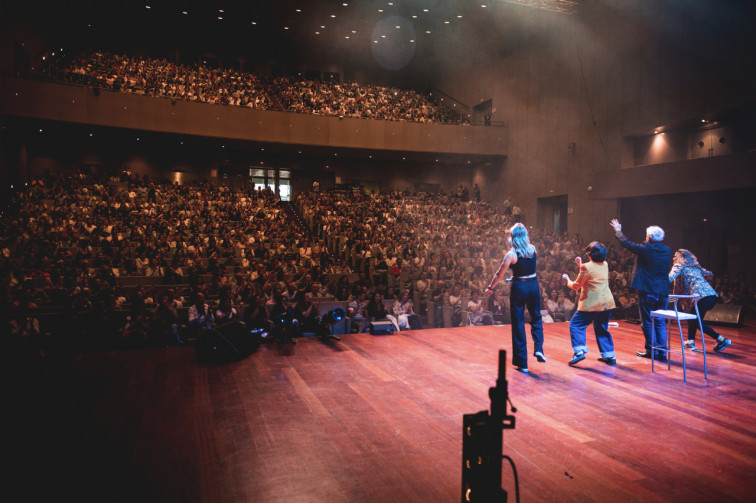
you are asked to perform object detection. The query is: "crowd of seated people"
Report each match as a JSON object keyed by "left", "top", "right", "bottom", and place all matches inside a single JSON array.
[
  {"left": 37, "top": 51, "right": 464, "bottom": 124},
  {"left": 274, "top": 76, "right": 451, "bottom": 123},
  {"left": 3, "top": 171, "right": 750, "bottom": 357},
  {"left": 61, "top": 52, "right": 273, "bottom": 109},
  {"left": 295, "top": 188, "right": 647, "bottom": 325}
]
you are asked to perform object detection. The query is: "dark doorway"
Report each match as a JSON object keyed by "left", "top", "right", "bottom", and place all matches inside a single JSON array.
[{"left": 538, "top": 195, "right": 568, "bottom": 236}]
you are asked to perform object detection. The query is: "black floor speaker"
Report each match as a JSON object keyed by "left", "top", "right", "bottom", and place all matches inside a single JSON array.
[
  {"left": 196, "top": 321, "right": 259, "bottom": 363},
  {"left": 704, "top": 304, "right": 743, "bottom": 326}
]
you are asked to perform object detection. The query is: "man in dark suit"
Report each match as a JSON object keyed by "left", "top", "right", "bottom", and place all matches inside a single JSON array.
[{"left": 610, "top": 219, "right": 672, "bottom": 360}]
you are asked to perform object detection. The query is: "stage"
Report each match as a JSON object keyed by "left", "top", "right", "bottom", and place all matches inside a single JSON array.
[{"left": 12, "top": 320, "right": 756, "bottom": 502}]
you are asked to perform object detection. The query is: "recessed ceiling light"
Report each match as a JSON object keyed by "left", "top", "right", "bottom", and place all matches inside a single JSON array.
[
  {"left": 351, "top": 30, "right": 356, "bottom": 33},
  {"left": 296, "top": 9, "right": 301, "bottom": 13},
  {"left": 445, "top": 21, "right": 450, "bottom": 24},
  {"left": 331, "top": 14, "right": 336, "bottom": 18},
  {"left": 410, "top": 39, "right": 415, "bottom": 43},
  {"left": 345, "top": 36, "right": 349, "bottom": 39},
  {"left": 284, "top": 26, "right": 289, "bottom": 29},
  {"left": 316, "top": 31, "right": 320, "bottom": 34},
  {"left": 425, "top": 30, "right": 431, "bottom": 34},
  {"left": 458, "top": 15, "right": 462, "bottom": 18},
  {"left": 251, "top": 21, "right": 257, "bottom": 25},
  {"left": 412, "top": 15, "right": 417, "bottom": 18}
]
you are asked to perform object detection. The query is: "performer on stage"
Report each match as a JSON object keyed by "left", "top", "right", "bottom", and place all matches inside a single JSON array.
[
  {"left": 485, "top": 223, "right": 545, "bottom": 373},
  {"left": 562, "top": 242, "right": 617, "bottom": 366},
  {"left": 610, "top": 219, "right": 671, "bottom": 361},
  {"left": 669, "top": 249, "right": 732, "bottom": 352}
]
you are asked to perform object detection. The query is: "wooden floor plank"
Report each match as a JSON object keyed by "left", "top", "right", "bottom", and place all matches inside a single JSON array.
[{"left": 12, "top": 320, "right": 756, "bottom": 502}]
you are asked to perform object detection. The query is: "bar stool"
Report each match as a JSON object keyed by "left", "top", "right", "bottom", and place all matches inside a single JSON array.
[{"left": 650, "top": 294, "right": 707, "bottom": 382}]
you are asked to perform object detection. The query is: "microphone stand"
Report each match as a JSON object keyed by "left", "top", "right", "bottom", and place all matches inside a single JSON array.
[{"left": 461, "top": 350, "right": 517, "bottom": 503}]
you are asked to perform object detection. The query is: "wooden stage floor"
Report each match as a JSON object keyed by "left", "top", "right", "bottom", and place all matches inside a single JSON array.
[{"left": 12, "top": 320, "right": 756, "bottom": 502}]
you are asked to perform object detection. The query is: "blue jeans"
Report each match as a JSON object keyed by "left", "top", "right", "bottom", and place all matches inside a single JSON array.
[
  {"left": 509, "top": 280, "right": 544, "bottom": 368},
  {"left": 638, "top": 292, "right": 668, "bottom": 354},
  {"left": 569, "top": 310, "right": 615, "bottom": 358}
]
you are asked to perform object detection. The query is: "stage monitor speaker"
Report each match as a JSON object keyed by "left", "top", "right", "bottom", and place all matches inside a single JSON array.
[
  {"left": 703, "top": 304, "right": 742, "bottom": 326},
  {"left": 370, "top": 321, "right": 394, "bottom": 335},
  {"left": 196, "top": 321, "right": 259, "bottom": 363}
]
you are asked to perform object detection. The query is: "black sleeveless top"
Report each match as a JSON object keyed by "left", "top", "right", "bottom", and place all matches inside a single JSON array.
[{"left": 511, "top": 251, "right": 537, "bottom": 277}]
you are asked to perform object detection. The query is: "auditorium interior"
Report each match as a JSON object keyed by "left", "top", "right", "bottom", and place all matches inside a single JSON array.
[{"left": 3, "top": 1, "right": 756, "bottom": 502}]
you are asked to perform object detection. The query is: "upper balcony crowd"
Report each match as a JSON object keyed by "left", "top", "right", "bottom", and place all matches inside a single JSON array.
[{"left": 39, "top": 51, "right": 467, "bottom": 124}]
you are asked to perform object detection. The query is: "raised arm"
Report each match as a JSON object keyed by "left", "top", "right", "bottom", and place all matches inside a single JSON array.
[{"left": 610, "top": 219, "right": 645, "bottom": 254}]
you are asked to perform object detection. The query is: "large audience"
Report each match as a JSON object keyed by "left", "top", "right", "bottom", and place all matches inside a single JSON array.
[
  {"left": 40, "top": 51, "right": 464, "bottom": 124},
  {"left": 4, "top": 171, "right": 751, "bottom": 357}
]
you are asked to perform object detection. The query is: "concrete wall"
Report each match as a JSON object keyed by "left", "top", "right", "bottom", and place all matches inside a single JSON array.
[{"left": 429, "top": 1, "right": 756, "bottom": 245}]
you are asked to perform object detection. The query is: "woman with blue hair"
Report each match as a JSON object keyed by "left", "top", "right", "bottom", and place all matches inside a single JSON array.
[{"left": 485, "top": 223, "right": 545, "bottom": 373}]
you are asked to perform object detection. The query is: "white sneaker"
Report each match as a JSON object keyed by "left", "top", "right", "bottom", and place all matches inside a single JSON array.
[{"left": 683, "top": 340, "right": 698, "bottom": 351}]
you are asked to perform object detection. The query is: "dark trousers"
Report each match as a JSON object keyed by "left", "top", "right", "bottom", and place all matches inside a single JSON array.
[
  {"left": 510, "top": 280, "right": 544, "bottom": 368},
  {"left": 687, "top": 295, "right": 720, "bottom": 342},
  {"left": 638, "top": 292, "right": 668, "bottom": 355}
]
